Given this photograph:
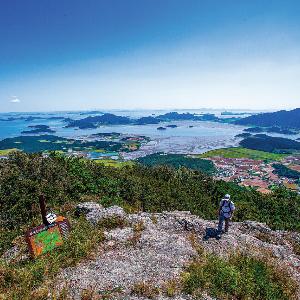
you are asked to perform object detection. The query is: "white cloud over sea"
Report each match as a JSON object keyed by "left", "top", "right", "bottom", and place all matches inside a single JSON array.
[{"left": 10, "top": 96, "right": 21, "bottom": 103}]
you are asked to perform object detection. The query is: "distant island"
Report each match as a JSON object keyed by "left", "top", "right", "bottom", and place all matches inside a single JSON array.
[
  {"left": 0, "top": 115, "right": 69, "bottom": 122},
  {"left": 235, "top": 108, "right": 300, "bottom": 130},
  {"left": 244, "top": 126, "right": 297, "bottom": 135},
  {"left": 21, "top": 125, "right": 56, "bottom": 134},
  {"left": 221, "top": 111, "right": 253, "bottom": 116},
  {"left": 79, "top": 110, "right": 104, "bottom": 115},
  {"left": 64, "top": 111, "right": 231, "bottom": 129},
  {"left": 157, "top": 112, "right": 219, "bottom": 122},
  {"left": 134, "top": 116, "right": 160, "bottom": 125},
  {"left": 0, "top": 111, "right": 245, "bottom": 130}
]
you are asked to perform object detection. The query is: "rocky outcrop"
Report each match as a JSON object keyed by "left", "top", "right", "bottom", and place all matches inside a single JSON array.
[
  {"left": 54, "top": 203, "right": 300, "bottom": 299},
  {"left": 76, "top": 202, "right": 126, "bottom": 225}
]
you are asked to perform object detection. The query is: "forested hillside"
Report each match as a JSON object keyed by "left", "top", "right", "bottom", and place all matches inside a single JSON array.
[
  {"left": 240, "top": 134, "right": 300, "bottom": 153},
  {"left": 137, "top": 153, "right": 216, "bottom": 174},
  {"left": 235, "top": 108, "right": 300, "bottom": 129},
  {"left": 1, "top": 152, "right": 300, "bottom": 254},
  {"left": 272, "top": 163, "right": 300, "bottom": 180}
]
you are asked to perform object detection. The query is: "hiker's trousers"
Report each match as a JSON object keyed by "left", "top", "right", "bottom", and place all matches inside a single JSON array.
[{"left": 217, "top": 214, "right": 230, "bottom": 233}]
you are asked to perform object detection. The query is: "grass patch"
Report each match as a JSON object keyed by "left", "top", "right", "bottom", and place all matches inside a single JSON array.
[
  {"left": 0, "top": 216, "right": 104, "bottom": 299},
  {"left": 0, "top": 148, "right": 19, "bottom": 156},
  {"left": 183, "top": 250, "right": 298, "bottom": 300},
  {"left": 94, "top": 159, "right": 135, "bottom": 168},
  {"left": 199, "top": 147, "right": 287, "bottom": 161},
  {"left": 96, "top": 216, "right": 128, "bottom": 230}
]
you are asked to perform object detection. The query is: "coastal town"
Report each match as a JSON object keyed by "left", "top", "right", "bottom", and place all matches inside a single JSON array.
[{"left": 204, "top": 155, "right": 300, "bottom": 194}]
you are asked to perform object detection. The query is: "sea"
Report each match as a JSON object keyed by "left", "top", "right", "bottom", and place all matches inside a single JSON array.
[{"left": 1, "top": 109, "right": 299, "bottom": 158}]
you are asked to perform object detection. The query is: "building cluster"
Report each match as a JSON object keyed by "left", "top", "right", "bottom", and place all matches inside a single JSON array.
[{"left": 207, "top": 156, "right": 300, "bottom": 194}]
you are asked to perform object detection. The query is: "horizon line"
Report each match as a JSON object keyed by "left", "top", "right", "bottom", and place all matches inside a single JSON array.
[{"left": 1, "top": 107, "right": 299, "bottom": 114}]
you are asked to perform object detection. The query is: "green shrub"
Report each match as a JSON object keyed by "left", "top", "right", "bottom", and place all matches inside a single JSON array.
[
  {"left": 183, "top": 252, "right": 298, "bottom": 300},
  {"left": 1, "top": 151, "right": 300, "bottom": 255}
]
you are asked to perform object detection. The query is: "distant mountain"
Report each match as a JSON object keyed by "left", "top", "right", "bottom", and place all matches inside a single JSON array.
[
  {"left": 157, "top": 112, "right": 199, "bottom": 121},
  {"left": 235, "top": 133, "right": 252, "bottom": 138},
  {"left": 244, "top": 127, "right": 264, "bottom": 133},
  {"left": 66, "top": 113, "right": 132, "bottom": 128},
  {"left": 235, "top": 108, "right": 300, "bottom": 129},
  {"left": 79, "top": 111, "right": 104, "bottom": 115},
  {"left": 134, "top": 116, "right": 161, "bottom": 125},
  {"left": 157, "top": 112, "right": 219, "bottom": 121},
  {"left": 221, "top": 111, "right": 253, "bottom": 116},
  {"left": 240, "top": 134, "right": 300, "bottom": 153},
  {"left": 244, "top": 126, "right": 297, "bottom": 135},
  {"left": 265, "top": 126, "right": 297, "bottom": 135}
]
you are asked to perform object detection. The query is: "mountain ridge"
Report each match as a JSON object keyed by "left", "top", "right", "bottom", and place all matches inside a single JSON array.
[{"left": 235, "top": 108, "right": 300, "bottom": 129}]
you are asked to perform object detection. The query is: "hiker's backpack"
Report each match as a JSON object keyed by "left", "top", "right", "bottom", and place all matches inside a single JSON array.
[{"left": 221, "top": 199, "right": 233, "bottom": 214}]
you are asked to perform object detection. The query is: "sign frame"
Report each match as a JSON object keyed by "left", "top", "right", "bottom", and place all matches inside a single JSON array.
[{"left": 25, "top": 218, "right": 71, "bottom": 258}]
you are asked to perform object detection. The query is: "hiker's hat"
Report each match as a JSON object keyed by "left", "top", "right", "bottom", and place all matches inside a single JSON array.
[{"left": 224, "top": 194, "right": 231, "bottom": 199}]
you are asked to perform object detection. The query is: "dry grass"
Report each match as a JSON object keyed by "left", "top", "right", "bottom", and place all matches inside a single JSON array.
[
  {"left": 127, "top": 221, "right": 145, "bottom": 246},
  {"left": 254, "top": 231, "right": 284, "bottom": 245},
  {"left": 131, "top": 281, "right": 160, "bottom": 299},
  {"left": 163, "top": 278, "right": 182, "bottom": 297}
]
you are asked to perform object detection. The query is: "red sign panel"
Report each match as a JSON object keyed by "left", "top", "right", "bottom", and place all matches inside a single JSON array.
[{"left": 25, "top": 217, "right": 70, "bottom": 258}]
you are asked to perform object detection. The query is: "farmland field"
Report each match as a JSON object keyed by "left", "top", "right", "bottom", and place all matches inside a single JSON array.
[
  {"left": 0, "top": 148, "right": 18, "bottom": 155},
  {"left": 198, "top": 147, "right": 287, "bottom": 161},
  {"left": 94, "top": 159, "right": 135, "bottom": 168}
]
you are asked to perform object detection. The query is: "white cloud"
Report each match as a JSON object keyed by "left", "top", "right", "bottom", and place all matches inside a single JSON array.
[{"left": 10, "top": 96, "right": 21, "bottom": 103}]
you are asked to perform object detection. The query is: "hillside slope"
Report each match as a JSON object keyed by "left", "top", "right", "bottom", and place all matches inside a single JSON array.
[
  {"left": 1, "top": 151, "right": 300, "bottom": 254},
  {"left": 239, "top": 134, "right": 300, "bottom": 153},
  {"left": 1, "top": 153, "right": 300, "bottom": 299},
  {"left": 235, "top": 108, "right": 300, "bottom": 129}
]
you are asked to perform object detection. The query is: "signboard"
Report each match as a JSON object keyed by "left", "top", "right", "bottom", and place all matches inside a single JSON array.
[
  {"left": 25, "top": 195, "right": 71, "bottom": 258},
  {"left": 25, "top": 217, "right": 70, "bottom": 258}
]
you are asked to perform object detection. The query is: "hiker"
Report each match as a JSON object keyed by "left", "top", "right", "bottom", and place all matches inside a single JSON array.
[{"left": 217, "top": 194, "right": 235, "bottom": 237}]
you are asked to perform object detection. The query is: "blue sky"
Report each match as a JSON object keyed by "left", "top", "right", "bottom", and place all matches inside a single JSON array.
[{"left": 0, "top": 0, "right": 300, "bottom": 112}]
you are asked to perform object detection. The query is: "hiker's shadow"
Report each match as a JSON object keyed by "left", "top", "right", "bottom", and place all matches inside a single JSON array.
[{"left": 203, "top": 227, "right": 219, "bottom": 240}]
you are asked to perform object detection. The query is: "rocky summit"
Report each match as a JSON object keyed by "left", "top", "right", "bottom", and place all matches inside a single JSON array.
[{"left": 52, "top": 202, "right": 300, "bottom": 299}]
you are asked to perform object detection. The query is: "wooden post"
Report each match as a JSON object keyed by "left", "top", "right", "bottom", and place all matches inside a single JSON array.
[{"left": 39, "top": 195, "right": 49, "bottom": 226}]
